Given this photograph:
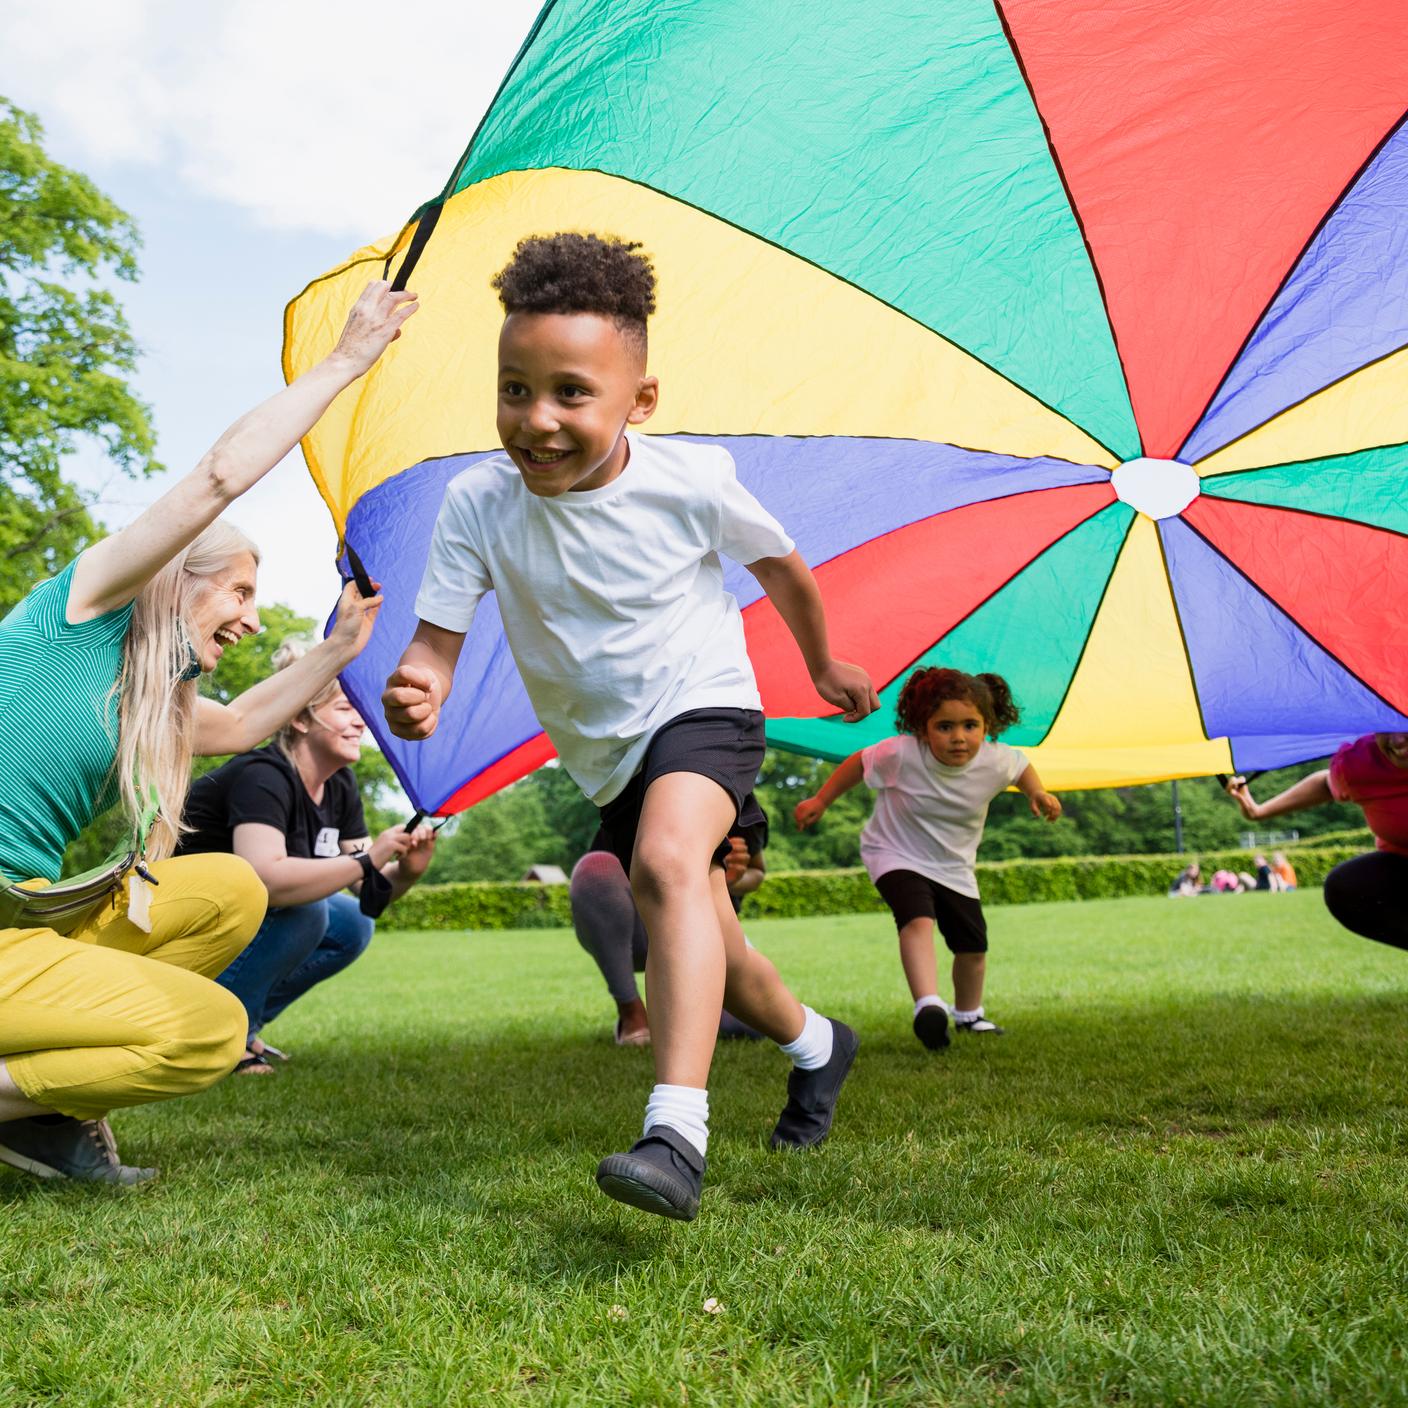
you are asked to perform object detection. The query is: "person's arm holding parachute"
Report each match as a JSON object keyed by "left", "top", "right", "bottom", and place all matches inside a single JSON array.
[
  {"left": 1225, "top": 771, "right": 1332, "bottom": 822},
  {"left": 70, "top": 282, "right": 417, "bottom": 622}
]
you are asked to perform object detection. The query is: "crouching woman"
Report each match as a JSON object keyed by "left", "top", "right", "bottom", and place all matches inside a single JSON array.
[
  {"left": 179, "top": 645, "right": 436, "bottom": 1074},
  {"left": 0, "top": 280, "right": 416, "bottom": 1183}
]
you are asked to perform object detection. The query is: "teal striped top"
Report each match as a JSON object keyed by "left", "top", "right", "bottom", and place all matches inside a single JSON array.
[{"left": 0, "top": 560, "right": 135, "bottom": 883}]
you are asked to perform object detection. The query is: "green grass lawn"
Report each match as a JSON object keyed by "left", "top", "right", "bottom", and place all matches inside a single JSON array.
[{"left": 3, "top": 892, "right": 1407, "bottom": 1407}]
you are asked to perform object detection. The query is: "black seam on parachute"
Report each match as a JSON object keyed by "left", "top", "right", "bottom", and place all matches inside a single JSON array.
[
  {"left": 1184, "top": 335, "right": 1408, "bottom": 474},
  {"left": 798, "top": 495, "right": 1122, "bottom": 747},
  {"left": 345, "top": 432, "right": 1117, "bottom": 484},
  {"left": 1200, "top": 436, "right": 1408, "bottom": 487},
  {"left": 1197, "top": 490, "right": 1408, "bottom": 544},
  {"left": 289, "top": 0, "right": 562, "bottom": 326},
  {"left": 1178, "top": 516, "right": 1408, "bottom": 719},
  {"left": 384, "top": 200, "right": 444, "bottom": 291},
  {"left": 438, "top": 0, "right": 563, "bottom": 210},
  {"left": 418, "top": 162, "right": 1131, "bottom": 464},
  {"left": 1026, "top": 507, "right": 1136, "bottom": 749},
  {"left": 1176, "top": 105, "right": 1408, "bottom": 462},
  {"left": 347, "top": 437, "right": 1116, "bottom": 559},
  {"left": 377, "top": 0, "right": 564, "bottom": 285},
  {"left": 992, "top": 0, "right": 1143, "bottom": 460},
  {"left": 281, "top": 163, "right": 1127, "bottom": 468},
  {"left": 1155, "top": 521, "right": 1215, "bottom": 743}
]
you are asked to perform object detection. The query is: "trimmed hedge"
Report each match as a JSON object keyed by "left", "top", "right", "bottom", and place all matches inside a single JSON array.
[{"left": 382, "top": 843, "right": 1366, "bottom": 931}]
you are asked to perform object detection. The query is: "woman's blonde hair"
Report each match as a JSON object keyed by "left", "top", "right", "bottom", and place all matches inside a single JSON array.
[
  {"left": 114, "top": 519, "right": 260, "bottom": 860},
  {"left": 270, "top": 638, "right": 345, "bottom": 756}
]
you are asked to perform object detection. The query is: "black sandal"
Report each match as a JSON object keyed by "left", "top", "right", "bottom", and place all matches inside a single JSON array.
[{"left": 233, "top": 1048, "right": 275, "bottom": 1076}]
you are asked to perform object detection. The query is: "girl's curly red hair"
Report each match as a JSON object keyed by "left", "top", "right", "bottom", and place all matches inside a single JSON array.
[{"left": 895, "top": 667, "right": 1020, "bottom": 739}]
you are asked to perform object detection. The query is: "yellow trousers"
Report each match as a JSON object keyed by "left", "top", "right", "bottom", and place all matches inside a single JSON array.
[{"left": 0, "top": 853, "right": 266, "bottom": 1120}]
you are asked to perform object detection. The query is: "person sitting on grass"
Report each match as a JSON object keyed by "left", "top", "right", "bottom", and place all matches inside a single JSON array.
[
  {"left": 0, "top": 281, "right": 415, "bottom": 1184},
  {"left": 1168, "top": 861, "right": 1204, "bottom": 897},
  {"left": 1227, "top": 732, "right": 1408, "bottom": 953},
  {"left": 382, "top": 232, "right": 876, "bottom": 1222},
  {"left": 571, "top": 813, "right": 769, "bottom": 1046},
  {"left": 178, "top": 643, "right": 437, "bottom": 1074},
  {"left": 794, "top": 668, "right": 1060, "bottom": 1050},
  {"left": 1273, "top": 851, "right": 1298, "bottom": 891}
]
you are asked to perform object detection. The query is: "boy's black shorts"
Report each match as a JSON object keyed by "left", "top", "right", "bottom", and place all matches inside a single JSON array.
[
  {"left": 595, "top": 708, "right": 766, "bottom": 873},
  {"left": 873, "top": 869, "right": 988, "bottom": 954}
]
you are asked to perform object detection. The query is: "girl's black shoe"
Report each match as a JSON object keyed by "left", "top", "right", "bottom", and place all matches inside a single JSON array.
[{"left": 913, "top": 1005, "right": 951, "bottom": 1050}]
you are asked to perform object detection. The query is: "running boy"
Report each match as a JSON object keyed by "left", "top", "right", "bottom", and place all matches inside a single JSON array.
[
  {"left": 382, "top": 234, "right": 877, "bottom": 1220},
  {"left": 795, "top": 668, "right": 1060, "bottom": 1048}
]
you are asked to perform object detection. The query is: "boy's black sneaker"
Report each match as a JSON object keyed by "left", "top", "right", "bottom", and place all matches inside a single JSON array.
[
  {"left": 596, "top": 1125, "right": 704, "bottom": 1221},
  {"left": 912, "top": 1005, "right": 951, "bottom": 1050},
  {"left": 770, "top": 1019, "right": 859, "bottom": 1150},
  {"left": 0, "top": 1117, "right": 157, "bottom": 1185},
  {"left": 955, "top": 1015, "right": 1005, "bottom": 1035}
]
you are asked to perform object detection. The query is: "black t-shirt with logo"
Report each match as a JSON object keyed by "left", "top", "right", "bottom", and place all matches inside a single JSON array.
[{"left": 178, "top": 744, "right": 367, "bottom": 860}]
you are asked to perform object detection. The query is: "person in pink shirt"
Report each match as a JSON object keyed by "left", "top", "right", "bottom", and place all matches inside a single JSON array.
[{"left": 1226, "top": 732, "right": 1408, "bottom": 951}]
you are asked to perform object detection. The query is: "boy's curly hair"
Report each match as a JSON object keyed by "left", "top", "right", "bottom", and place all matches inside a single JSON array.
[
  {"left": 491, "top": 233, "right": 656, "bottom": 352},
  {"left": 895, "top": 667, "right": 1021, "bottom": 739}
]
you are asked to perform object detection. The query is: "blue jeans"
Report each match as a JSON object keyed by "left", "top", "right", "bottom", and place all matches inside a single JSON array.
[{"left": 216, "top": 891, "right": 374, "bottom": 1040}]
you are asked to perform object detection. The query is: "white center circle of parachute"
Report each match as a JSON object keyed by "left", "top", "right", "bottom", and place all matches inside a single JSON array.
[{"left": 1109, "top": 458, "right": 1200, "bottom": 520}]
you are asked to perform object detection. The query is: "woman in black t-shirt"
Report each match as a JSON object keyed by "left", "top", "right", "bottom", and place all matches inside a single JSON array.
[{"left": 180, "top": 643, "right": 435, "bottom": 1073}]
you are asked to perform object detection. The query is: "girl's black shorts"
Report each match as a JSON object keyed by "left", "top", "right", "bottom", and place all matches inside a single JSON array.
[{"left": 874, "top": 868, "right": 988, "bottom": 953}]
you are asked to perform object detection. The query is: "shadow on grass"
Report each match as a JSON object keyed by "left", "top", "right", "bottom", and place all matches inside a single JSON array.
[{"left": 2, "top": 989, "right": 1403, "bottom": 1275}]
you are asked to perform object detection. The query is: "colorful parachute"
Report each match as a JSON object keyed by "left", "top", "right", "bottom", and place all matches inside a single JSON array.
[{"left": 284, "top": 0, "right": 1408, "bottom": 815}]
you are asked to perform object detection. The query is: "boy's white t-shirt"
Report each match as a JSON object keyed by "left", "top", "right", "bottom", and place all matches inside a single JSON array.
[
  {"left": 414, "top": 433, "right": 794, "bottom": 806},
  {"left": 859, "top": 733, "right": 1028, "bottom": 899}
]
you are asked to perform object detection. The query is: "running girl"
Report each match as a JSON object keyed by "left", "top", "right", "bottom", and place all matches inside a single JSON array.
[{"left": 795, "top": 668, "right": 1061, "bottom": 1049}]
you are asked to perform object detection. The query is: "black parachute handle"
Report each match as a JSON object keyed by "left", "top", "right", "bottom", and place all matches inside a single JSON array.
[
  {"left": 336, "top": 543, "right": 445, "bottom": 834},
  {"left": 1216, "top": 771, "right": 1264, "bottom": 790}
]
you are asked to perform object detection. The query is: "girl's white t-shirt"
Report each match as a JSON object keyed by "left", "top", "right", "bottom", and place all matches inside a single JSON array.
[
  {"left": 859, "top": 734, "right": 1028, "bottom": 898},
  {"left": 414, "top": 432, "right": 794, "bottom": 806}
]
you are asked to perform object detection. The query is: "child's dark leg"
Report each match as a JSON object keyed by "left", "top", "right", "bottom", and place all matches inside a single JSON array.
[{"left": 570, "top": 851, "right": 650, "bottom": 1040}]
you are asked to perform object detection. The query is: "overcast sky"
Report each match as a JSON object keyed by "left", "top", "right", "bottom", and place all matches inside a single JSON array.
[{"left": 3, "top": 0, "right": 542, "bottom": 619}]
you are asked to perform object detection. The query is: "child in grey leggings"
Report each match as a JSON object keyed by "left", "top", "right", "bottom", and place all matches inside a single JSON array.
[{"left": 571, "top": 816, "right": 768, "bottom": 1045}]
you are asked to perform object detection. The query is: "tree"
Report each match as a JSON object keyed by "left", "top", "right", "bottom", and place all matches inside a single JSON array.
[
  {"left": 411, "top": 744, "right": 1366, "bottom": 884},
  {"left": 1, "top": 98, "right": 160, "bottom": 612},
  {"left": 424, "top": 760, "right": 598, "bottom": 883}
]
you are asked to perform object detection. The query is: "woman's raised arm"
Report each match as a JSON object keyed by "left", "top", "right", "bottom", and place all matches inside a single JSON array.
[{"left": 68, "top": 281, "right": 417, "bottom": 622}]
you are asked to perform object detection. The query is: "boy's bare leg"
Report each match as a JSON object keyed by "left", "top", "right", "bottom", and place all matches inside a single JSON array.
[
  {"left": 713, "top": 873, "right": 804, "bottom": 1043},
  {"left": 601, "top": 769, "right": 847, "bottom": 1220},
  {"left": 631, "top": 772, "right": 740, "bottom": 1089}
]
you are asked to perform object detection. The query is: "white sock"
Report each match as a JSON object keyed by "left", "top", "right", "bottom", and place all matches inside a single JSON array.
[
  {"left": 913, "top": 994, "right": 945, "bottom": 1018},
  {"left": 644, "top": 1083, "right": 709, "bottom": 1155},
  {"left": 779, "top": 1005, "right": 833, "bottom": 1071},
  {"left": 953, "top": 1006, "right": 983, "bottom": 1024}
]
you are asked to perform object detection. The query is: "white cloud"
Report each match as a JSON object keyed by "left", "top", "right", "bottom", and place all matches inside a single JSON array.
[{"left": 2, "top": 0, "right": 541, "bottom": 238}]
